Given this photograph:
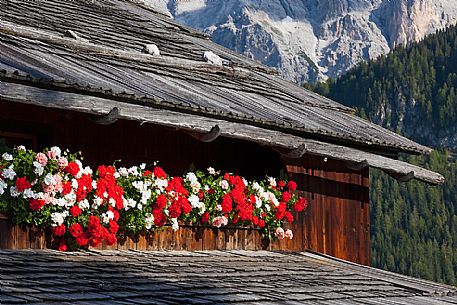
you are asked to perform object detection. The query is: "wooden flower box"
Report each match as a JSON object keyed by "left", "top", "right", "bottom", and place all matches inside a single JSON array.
[{"left": 0, "top": 213, "right": 294, "bottom": 251}]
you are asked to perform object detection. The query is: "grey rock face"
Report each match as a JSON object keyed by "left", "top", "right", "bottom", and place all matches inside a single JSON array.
[{"left": 144, "top": 0, "right": 457, "bottom": 84}]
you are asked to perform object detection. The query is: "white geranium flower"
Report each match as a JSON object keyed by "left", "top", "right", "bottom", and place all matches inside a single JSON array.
[
  {"left": 220, "top": 180, "right": 229, "bottom": 190},
  {"left": 144, "top": 213, "right": 154, "bottom": 230},
  {"left": 171, "top": 218, "right": 179, "bottom": 231},
  {"left": 255, "top": 196, "right": 262, "bottom": 209},
  {"left": 118, "top": 167, "right": 128, "bottom": 177},
  {"left": 10, "top": 186, "right": 20, "bottom": 197},
  {"left": 22, "top": 189, "right": 35, "bottom": 199},
  {"left": 109, "top": 198, "right": 116, "bottom": 208},
  {"left": 128, "top": 166, "right": 139, "bottom": 176},
  {"left": 265, "top": 204, "right": 271, "bottom": 212},
  {"left": 204, "top": 185, "right": 210, "bottom": 191},
  {"left": 267, "top": 191, "right": 279, "bottom": 207},
  {"left": 101, "top": 210, "right": 114, "bottom": 224},
  {"left": 132, "top": 180, "right": 145, "bottom": 191},
  {"left": 207, "top": 167, "right": 216, "bottom": 175},
  {"left": 185, "top": 172, "right": 198, "bottom": 183},
  {"left": 188, "top": 195, "right": 200, "bottom": 208},
  {"left": 91, "top": 196, "right": 104, "bottom": 209},
  {"left": 3, "top": 166, "right": 16, "bottom": 180},
  {"left": 268, "top": 177, "right": 276, "bottom": 187},
  {"left": 51, "top": 212, "right": 64, "bottom": 226},
  {"left": 141, "top": 189, "right": 152, "bottom": 204},
  {"left": 44, "top": 173, "right": 55, "bottom": 186},
  {"left": 191, "top": 181, "right": 201, "bottom": 193},
  {"left": 154, "top": 179, "right": 168, "bottom": 191},
  {"left": 55, "top": 198, "right": 66, "bottom": 207},
  {"left": 83, "top": 166, "right": 93, "bottom": 175},
  {"left": 78, "top": 199, "right": 89, "bottom": 210},
  {"left": 33, "top": 161, "right": 44, "bottom": 176},
  {"left": 50, "top": 146, "right": 61, "bottom": 158},
  {"left": 17, "top": 145, "right": 26, "bottom": 152},
  {"left": 125, "top": 198, "right": 137, "bottom": 211},
  {"left": 2, "top": 152, "right": 13, "bottom": 161},
  {"left": 71, "top": 179, "right": 78, "bottom": 189},
  {"left": 92, "top": 180, "right": 97, "bottom": 189},
  {"left": 137, "top": 203, "right": 143, "bottom": 210},
  {"left": 140, "top": 163, "right": 146, "bottom": 170},
  {"left": 198, "top": 202, "right": 206, "bottom": 215},
  {"left": 0, "top": 179, "right": 6, "bottom": 195},
  {"left": 65, "top": 192, "right": 76, "bottom": 205}
]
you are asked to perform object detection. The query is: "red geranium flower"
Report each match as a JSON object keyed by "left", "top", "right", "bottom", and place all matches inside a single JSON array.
[
  {"left": 201, "top": 212, "right": 209, "bottom": 223},
  {"left": 106, "top": 233, "right": 117, "bottom": 246},
  {"left": 168, "top": 202, "right": 182, "bottom": 218},
  {"left": 58, "top": 241, "right": 68, "bottom": 252},
  {"left": 109, "top": 220, "right": 119, "bottom": 234},
  {"left": 285, "top": 211, "right": 294, "bottom": 223},
  {"left": 153, "top": 166, "right": 167, "bottom": 179},
  {"left": 70, "top": 206, "right": 82, "bottom": 217},
  {"left": 179, "top": 197, "right": 192, "bottom": 215},
  {"left": 76, "top": 233, "right": 89, "bottom": 247},
  {"left": 287, "top": 181, "right": 297, "bottom": 191},
  {"left": 69, "top": 223, "right": 83, "bottom": 238},
  {"left": 143, "top": 170, "right": 153, "bottom": 177},
  {"left": 153, "top": 211, "right": 166, "bottom": 226},
  {"left": 282, "top": 192, "right": 292, "bottom": 203},
  {"left": 52, "top": 224, "right": 66, "bottom": 237},
  {"left": 154, "top": 194, "right": 167, "bottom": 211},
  {"left": 29, "top": 199, "right": 45, "bottom": 211},
  {"left": 252, "top": 216, "right": 259, "bottom": 226},
  {"left": 61, "top": 181, "right": 72, "bottom": 195},
  {"left": 221, "top": 194, "right": 233, "bottom": 213},
  {"left": 15, "top": 176, "right": 31, "bottom": 192},
  {"left": 293, "top": 198, "right": 308, "bottom": 212},
  {"left": 274, "top": 202, "right": 287, "bottom": 220},
  {"left": 65, "top": 162, "right": 80, "bottom": 176}
]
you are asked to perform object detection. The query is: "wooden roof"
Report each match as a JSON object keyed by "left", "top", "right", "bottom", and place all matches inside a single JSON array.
[
  {"left": 0, "top": 0, "right": 444, "bottom": 184},
  {"left": 0, "top": 249, "right": 456, "bottom": 304}
]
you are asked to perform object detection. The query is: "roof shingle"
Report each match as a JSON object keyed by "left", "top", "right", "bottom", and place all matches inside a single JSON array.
[{"left": 0, "top": 249, "right": 456, "bottom": 304}]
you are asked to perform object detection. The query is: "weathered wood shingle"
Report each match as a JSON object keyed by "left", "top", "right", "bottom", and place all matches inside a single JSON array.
[{"left": 0, "top": 249, "right": 456, "bottom": 304}]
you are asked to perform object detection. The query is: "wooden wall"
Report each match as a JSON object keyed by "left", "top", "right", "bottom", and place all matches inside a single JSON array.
[{"left": 0, "top": 101, "right": 370, "bottom": 265}]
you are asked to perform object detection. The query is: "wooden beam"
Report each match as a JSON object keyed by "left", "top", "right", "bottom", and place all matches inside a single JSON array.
[
  {"left": 186, "top": 125, "right": 221, "bottom": 143},
  {"left": 387, "top": 171, "right": 415, "bottom": 182},
  {"left": 91, "top": 107, "right": 119, "bottom": 125},
  {"left": 273, "top": 144, "right": 307, "bottom": 159},
  {"left": 345, "top": 160, "right": 369, "bottom": 171},
  {"left": 0, "top": 82, "right": 445, "bottom": 185}
]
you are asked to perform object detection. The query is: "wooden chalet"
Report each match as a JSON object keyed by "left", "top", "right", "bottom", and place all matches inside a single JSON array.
[{"left": 0, "top": 0, "right": 444, "bottom": 269}]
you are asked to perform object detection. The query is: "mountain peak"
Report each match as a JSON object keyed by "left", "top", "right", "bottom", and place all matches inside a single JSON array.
[{"left": 143, "top": 0, "right": 457, "bottom": 83}]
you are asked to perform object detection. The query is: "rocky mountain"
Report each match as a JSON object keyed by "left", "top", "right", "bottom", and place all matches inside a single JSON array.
[{"left": 144, "top": 0, "right": 457, "bottom": 84}]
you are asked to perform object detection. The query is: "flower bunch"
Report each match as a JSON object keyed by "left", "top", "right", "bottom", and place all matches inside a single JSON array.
[{"left": 0, "top": 147, "right": 308, "bottom": 251}]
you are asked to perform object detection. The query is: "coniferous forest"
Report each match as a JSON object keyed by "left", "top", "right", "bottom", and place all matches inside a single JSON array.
[{"left": 308, "top": 25, "right": 457, "bottom": 285}]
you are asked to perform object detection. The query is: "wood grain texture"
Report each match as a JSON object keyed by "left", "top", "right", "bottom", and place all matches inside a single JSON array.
[{"left": 0, "top": 86, "right": 443, "bottom": 184}]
